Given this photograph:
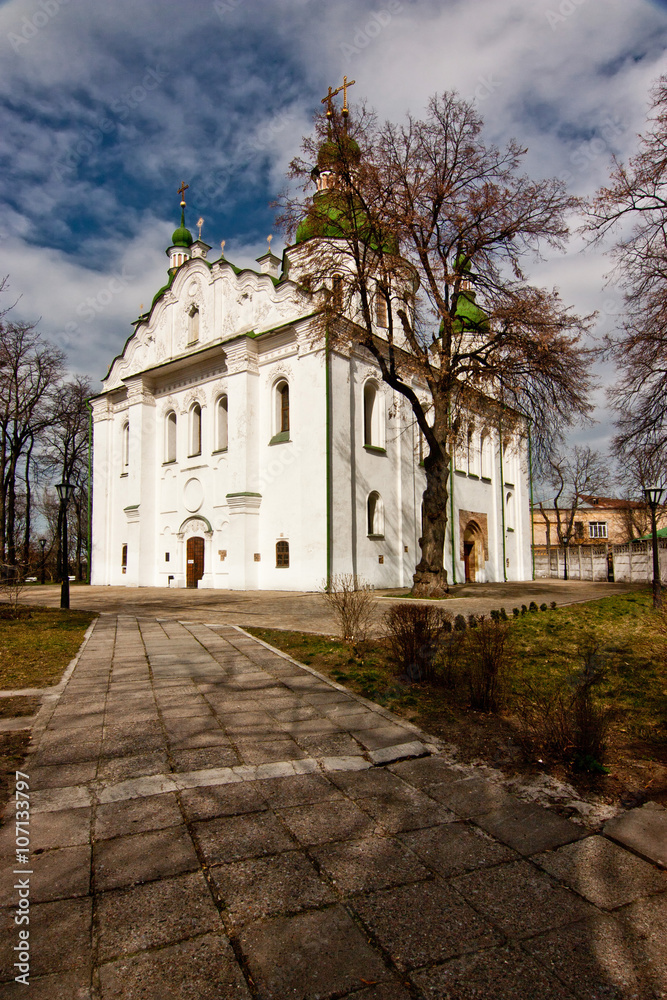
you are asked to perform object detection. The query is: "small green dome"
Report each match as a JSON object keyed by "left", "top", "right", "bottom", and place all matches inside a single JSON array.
[
  {"left": 171, "top": 224, "right": 193, "bottom": 247},
  {"left": 315, "top": 134, "right": 361, "bottom": 173}
]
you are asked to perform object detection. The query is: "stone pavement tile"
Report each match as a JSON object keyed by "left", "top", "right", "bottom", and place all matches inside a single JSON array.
[
  {"left": 160, "top": 705, "right": 214, "bottom": 718},
  {"left": 95, "top": 792, "right": 183, "bottom": 840},
  {"left": 96, "top": 871, "right": 221, "bottom": 961},
  {"left": 97, "top": 751, "right": 169, "bottom": 783},
  {"left": 97, "top": 933, "right": 251, "bottom": 999},
  {"left": 474, "top": 799, "right": 586, "bottom": 855},
  {"left": 524, "top": 913, "right": 645, "bottom": 1000},
  {"left": 100, "top": 731, "right": 165, "bottom": 759},
  {"left": 277, "top": 798, "right": 377, "bottom": 846},
  {"left": 427, "top": 776, "right": 517, "bottom": 818},
  {"left": 31, "top": 784, "right": 93, "bottom": 812},
  {"left": 238, "top": 904, "right": 390, "bottom": 999},
  {"left": 210, "top": 849, "right": 336, "bottom": 927},
  {"left": 351, "top": 878, "right": 502, "bottom": 971},
  {"left": 168, "top": 731, "right": 233, "bottom": 750},
  {"left": 170, "top": 746, "right": 240, "bottom": 771},
  {"left": 451, "top": 859, "right": 597, "bottom": 939},
  {"left": 29, "top": 807, "right": 91, "bottom": 850},
  {"left": 351, "top": 725, "right": 418, "bottom": 751},
  {"left": 279, "top": 718, "right": 342, "bottom": 737},
  {"left": 0, "top": 968, "right": 92, "bottom": 999},
  {"left": 163, "top": 717, "right": 224, "bottom": 736},
  {"left": 0, "top": 896, "right": 91, "bottom": 979},
  {"left": 340, "top": 983, "right": 414, "bottom": 1000},
  {"left": 234, "top": 738, "right": 308, "bottom": 764},
  {"left": 45, "top": 711, "right": 105, "bottom": 730},
  {"left": 0, "top": 845, "right": 90, "bottom": 904},
  {"left": 30, "top": 762, "right": 98, "bottom": 790},
  {"left": 268, "top": 705, "right": 322, "bottom": 722},
  {"left": 534, "top": 835, "right": 667, "bottom": 910},
  {"left": 411, "top": 944, "right": 577, "bottom": 999},
  {"left": 180, "top": 782, "right": 268, "bottom": 820},
  {"left": 31, "top": 741, "right": 100, "bottom": 767},
  {"left": 312, "top": 835, "right": 430, "bottom": 894},
  {"left": 356, "top": 784, "right": 456, "bottom": 834},
  {"left": 298, "top": 732, "right": 364, "bottom": 758},
  {"left": 328, "top": 766, "right": 414, "bottom": 799},
  {"left": 254, "top": 773, "right": 342, "bottom": 808},
  {"left": 192, "top": 812, "right": 295, "bottom": 863},
  {"left": 368, "top": 740, "right": 427, "bottom": 765},
  {"left": 93, "top": 826, "right": 199, "bottom": 891},
  {"left": 604, "top": 801, "right": 667, "bottom": 868},
  {"left": 615, "top": 892, "right": 667, "bottom": 996},
  {"left": 399, "top": 821, "right": 517, "bottom": 878},
  {"left": 389, "top": 754, "right": 460, "bottom": 788}
]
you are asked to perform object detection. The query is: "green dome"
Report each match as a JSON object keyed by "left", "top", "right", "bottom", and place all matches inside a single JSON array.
[
  {"left": 453, "top": 290, "right": 488, "bottom": 332},
  {"left": 171, "top": 203, "right": 193, "bottom": 248},
  {"left": 315, "top": 134, "right": 361, "bottom": 173},
  {"left": 171, "top": 224, "right": 193, "bottom": 247}
]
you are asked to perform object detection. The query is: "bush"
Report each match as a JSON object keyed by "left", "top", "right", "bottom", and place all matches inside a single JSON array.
[
  {"left": 320, "top": 575, "right": 376, "bottom": 645},
  {"left": 384, "top": 603, "right": 453, "bottom": 683},
  {"left": 529, "top": 601, "right": 538, "bottom": 613},
  {"left": 463, "top": 616, "right": 513, "bottom": 712},
  {"left": 521, "top": 604, "right": 528, "bottom": 616},
  {"left": 500, "top": 607, "right": 508, "bottom": 621},
  {"left": 515, "top": 634, "right": 616, "bottom": 771},
  {"left": 540, "top": 603, "right": 548, "bottom": 612},
  {"left": 454, "top": 614, "right": 467, "bottom": 632},
  {"left": 512, "top": 607, "right": 520, "bottom": 618},
  {"left": 550, "top": 601, "right": 557, "bottom": 610}
]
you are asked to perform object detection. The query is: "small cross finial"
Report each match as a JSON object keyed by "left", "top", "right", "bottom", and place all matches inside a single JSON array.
[
  {"left": 140, "top": 303, "right": 144, "bottom": 313},
  {"left": 267, "top": 234, "right": 272, "bottom": 249},
  {"left": 321, "top": 78, "right": 355, "bottom": 117},
  {"left": 220, "top": 239, "right": 226, "bottom": 257},
  {"left": 178, "top": 180, "right": 189, "bottom": 204},
  {"left": 197, "top": 217, "right": 204, "bottom": 240}
]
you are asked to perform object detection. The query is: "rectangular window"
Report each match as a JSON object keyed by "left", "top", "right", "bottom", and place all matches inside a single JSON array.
[
  {"left": 165, "top": 552, "right": 170, "bottom": 562},
  {"left": 121, "top": 544, "right": 128, "bottom": 574},
  {"left": 589, "top": 521, "right": 608, "bottom": 539}
]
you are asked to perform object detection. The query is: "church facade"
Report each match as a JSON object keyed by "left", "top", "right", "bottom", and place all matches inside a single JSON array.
[{"left": 90, "top": 197, "right": 533, "bottom": 591}]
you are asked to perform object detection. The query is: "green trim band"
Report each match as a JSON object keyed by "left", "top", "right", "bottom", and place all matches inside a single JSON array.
[
  {"left": 269, "top": 431, "right": 290, "bottom": 445},
  {"left": 363, "top": 445, "right": 387, "bottom": 454},
  {"left": 226, "top": 492, "right": 262, "bottom": 498}
]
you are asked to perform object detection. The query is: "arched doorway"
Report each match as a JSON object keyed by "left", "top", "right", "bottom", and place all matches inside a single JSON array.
[
  {"left": 463, "top": 520, "right": 483, "bottom": 583},
  {"left": 186, "top": 536, "right": 204, "bottom": 588}
]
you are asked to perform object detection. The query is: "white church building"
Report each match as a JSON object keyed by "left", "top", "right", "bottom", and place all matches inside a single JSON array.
[{"left": 90, "top": 184, "right": 532, "bottom": 591}]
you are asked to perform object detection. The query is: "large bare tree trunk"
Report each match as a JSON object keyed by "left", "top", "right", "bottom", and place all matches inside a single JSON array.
[{"left": 413, "top": 451, "right": 450, "bottom": 596}]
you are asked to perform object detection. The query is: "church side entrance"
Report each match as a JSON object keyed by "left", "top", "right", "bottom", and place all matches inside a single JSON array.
[{"left": 186, "top": 536, "right": 205, "bottom": 588}]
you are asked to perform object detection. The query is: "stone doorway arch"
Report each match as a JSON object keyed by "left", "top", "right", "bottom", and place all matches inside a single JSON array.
[{"left": 463, "top": 520, "right": 483, "bottom": 583}]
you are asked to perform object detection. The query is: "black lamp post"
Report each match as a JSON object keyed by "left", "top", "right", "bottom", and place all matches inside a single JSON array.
[
  {"left": 39, "top": 537, "right": 47, "bottom": 586},
  {"left": 56, "top": 481, "right": 75, "bottom": 609},
  {"left": 643, "top": 485, "right": 665, "bottom": 608}
]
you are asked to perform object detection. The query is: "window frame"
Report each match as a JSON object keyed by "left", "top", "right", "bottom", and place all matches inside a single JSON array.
[
  {"left": 165, "top": 410, "right": 177, "bottom": 464},
  {"left": 215, "top": 395, "right": 228, "bottom": 452},
  {"left": 276, "top": 539, "right": 290, "bottom": 568},
  {"left": 367, "top": 491, "right": 384, "bottom": 538},
  {"left": 189, "top": 402, "right": 202, "bottom": 457},
  {"left": 588, "top": 521, "right": 608, "bottom": 539}
]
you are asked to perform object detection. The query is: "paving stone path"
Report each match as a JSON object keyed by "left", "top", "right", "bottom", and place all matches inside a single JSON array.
[{"left": 1, "top": 614, "right": 666, "bottom": 999}]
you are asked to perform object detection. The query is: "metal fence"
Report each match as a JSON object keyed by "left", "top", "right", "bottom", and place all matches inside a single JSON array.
[{"left": 533, "top": 539, "right": 667, "bottom": 582}]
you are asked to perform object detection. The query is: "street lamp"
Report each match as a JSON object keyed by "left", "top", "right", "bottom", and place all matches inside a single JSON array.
[
  {"left": 56, "top": 481, "right": 75, "bottom": 609},
  {"left": 643, "top": 484, "right": 665, "bottom": 608},
  {"left": 38, "top": 537, "right": 47, "bottom": 586}
]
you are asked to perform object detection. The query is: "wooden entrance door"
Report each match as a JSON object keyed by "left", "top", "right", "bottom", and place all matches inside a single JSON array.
[
  {"left": 464, "top": 542, "right": 474, "bottom": 583},
  {"left": 186, "top": 536, "right": 204, "bottom": 588}
]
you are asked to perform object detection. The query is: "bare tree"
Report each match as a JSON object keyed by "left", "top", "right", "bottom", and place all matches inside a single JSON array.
[
  {"left": 0, "top": 320, "right": 65, "bottom": 575},
  {"left": 538, "top": 446, "right": 610, "bottom": 579},
  {"left": 280, "top": 92, "right": 595, "bottom": 594},
  {"left": 41, "top": 376, "right": 92, "bottom": 582},
  {"left": 587, "top": 75, "right": 667, "bottom": 467}
]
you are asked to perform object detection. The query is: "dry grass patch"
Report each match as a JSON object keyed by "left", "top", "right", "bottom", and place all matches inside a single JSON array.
[{"left": 0, "top": 605, "right": 96, "bottom": 690}]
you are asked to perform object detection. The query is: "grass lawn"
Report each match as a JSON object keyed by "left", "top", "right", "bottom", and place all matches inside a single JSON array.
[
  {"left": 246, "top": 590, "right": 667, "bottom": 803},
  {"left": 0, "top": 605, "right": 97, "bottom": 809}
]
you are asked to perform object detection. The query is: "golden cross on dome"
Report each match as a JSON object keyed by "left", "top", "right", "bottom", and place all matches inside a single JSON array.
[
  {"left": 197, "top": 217, "right": 204, "bottom": 240},
  {"left": 321, "top": 77, "right": 355, "bottom": 116},
  {"left": 267, "top": 234, "right": 273, "bottom": 249},
  {"left": 220, "top": 239, "right": 226, "bottom": 257},
  {"left": 178, "top": 180, "right": 189, "bottom": 204}
]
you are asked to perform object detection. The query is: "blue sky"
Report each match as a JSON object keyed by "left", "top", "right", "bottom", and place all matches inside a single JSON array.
[{"left": 1, "top": 0, "right": 666, "bottom": 456}]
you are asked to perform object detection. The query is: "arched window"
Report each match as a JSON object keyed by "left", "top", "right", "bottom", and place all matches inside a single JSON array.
[
  {"left": 467, "top": 430, "right": 480, "bottom": 477},
  {"left": 276, "top": 540, "right": 289, "bottom": 567},
  {"left": 165, "top": 411, "right": 177, "bottom": 463},
  {"left": 455, "top": 433, "right": 466, "bottom": 472},
  {"left": 188, "top": 306, "right": 200, "bottom": 345},
  {"left": 375, "top": 289, "right": 388, "bottom": 328},
  {"left": 506, "top": 491, "right": 515, "bottom": 529},
  {"left": 273, "top": 380, "right": 290, "bottom": 439},
  {"left": 332, "top": 274, "right": 343, "bottom": 311},
  {"left": 122, "top": 421, "right": 130, "bottom": 469},
  {"left": 503, "top": 443, "right": 515, "bottom": 486},
  {"left": 216, "top": 396, "right": 228, "bottom": 451},
  {"left": 481, "top": 434, "right": 493, "bottom": 479},
  {"left": 189, "top": 403, "right": 202, "bottom": 456},
  {"left": 363, "top": 381, "right": 383, "bottom": 449},
  {"left": 367, "top": 491, "right": 384, "bottom": 537}
]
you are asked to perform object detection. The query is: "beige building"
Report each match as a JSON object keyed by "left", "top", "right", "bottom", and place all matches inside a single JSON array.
[{"left": 532, "top": 494, "right": 667, "bottom": 548}]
